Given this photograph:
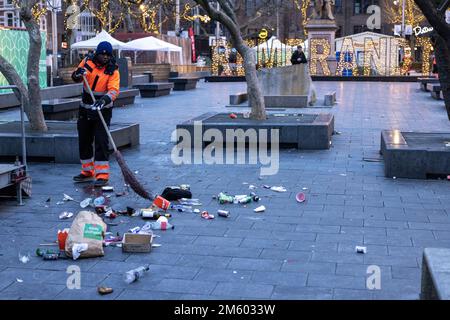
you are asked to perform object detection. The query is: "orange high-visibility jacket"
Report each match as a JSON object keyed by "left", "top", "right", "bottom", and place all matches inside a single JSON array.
[{"left": 73, "top": 56, "right": 120, "bottom": 108}]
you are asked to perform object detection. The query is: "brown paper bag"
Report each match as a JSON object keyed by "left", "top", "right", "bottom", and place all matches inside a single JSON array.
[{"left": 65, "top": 211, "right": 106, "bottom": 259}]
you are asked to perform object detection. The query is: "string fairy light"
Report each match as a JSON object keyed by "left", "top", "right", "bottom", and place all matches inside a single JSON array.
[{"left": 309, "top": 38, "right": 331, "bottom": 76}]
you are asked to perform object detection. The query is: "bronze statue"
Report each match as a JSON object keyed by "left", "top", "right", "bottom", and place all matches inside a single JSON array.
[{"left": 310, "top": 0, "right": 335, "bottom": 20}]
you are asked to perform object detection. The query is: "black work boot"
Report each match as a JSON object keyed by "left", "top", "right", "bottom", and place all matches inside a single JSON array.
[
  {"left": 94, "top": 179, "right": 109, "bottom": 188},
  {"left": 73, "top": 173, "right": 94, "bottom": 183}
]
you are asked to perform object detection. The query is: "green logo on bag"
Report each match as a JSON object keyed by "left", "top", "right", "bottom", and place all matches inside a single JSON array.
[{"left": 83, "top": 224, "right": 103, "bottom": 240}]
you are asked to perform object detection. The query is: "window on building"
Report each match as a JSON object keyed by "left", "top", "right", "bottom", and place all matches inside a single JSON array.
[
  {"left": 334, "top": 0, "right": 343, "bottom": 14},
  {"left": 6, "top": 12, "right": 14, "bottom": 27},
  {"left": 354, "top": 0, "right": 362, "bottom": 14}
]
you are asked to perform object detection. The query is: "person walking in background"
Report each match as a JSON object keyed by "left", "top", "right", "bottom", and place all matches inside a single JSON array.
[{"left": 291, "top": 45, "right": 307, "bottom": 65}]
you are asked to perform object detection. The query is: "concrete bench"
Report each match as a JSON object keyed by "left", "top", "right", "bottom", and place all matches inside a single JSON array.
[
  {"left": 230, "top": 92, "right": 248, "bottom": 105},
  {"left": 264, "top": 95, "right": 309, "bottom": 108},
  {"left": 42, "top": 98, "right": 81, "bottom": 121},
  {"left": 142, "top": 71, "right": 154, "bottom": 83},
  {"left": 134, "top": 83, "right": 174, "bottom": 98},
  {"left": 421, "top": 248, "right": 450, "bottom": 300},
  {"left": 168, "top": 77, "right": 200, "bottom": 91},
  {"left": 418, "top": 77, "right": 440, "bottom": 92},
  {"left": 0, "top": 83, "right": 82, "bottom": 110},
  {"left": 324, "top": 91, "right": 337, "bottom": 106},
  {"left": 113, "top": 88, "right": 139, "bottom": 107},
  {"left": 431, "top": 85, "right": 442, "bottom": 100},
  {"left": 132, "top": 75, "right": 149, "bottom": 86}
]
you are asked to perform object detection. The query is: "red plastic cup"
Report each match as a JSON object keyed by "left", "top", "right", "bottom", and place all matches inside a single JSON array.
[{"left": 58, "top": 231, "right": 68, "bottom": 251}]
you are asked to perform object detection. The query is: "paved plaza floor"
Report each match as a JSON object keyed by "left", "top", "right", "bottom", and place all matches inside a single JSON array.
[{"left": 0, "top": 80, "right": 449, "bottom": 300}]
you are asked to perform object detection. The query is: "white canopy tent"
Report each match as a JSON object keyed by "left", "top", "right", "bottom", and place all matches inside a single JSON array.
[
  {"left": 120, "top": 36, "right": 183, "bottom": 64},
  {"left": 70, "top": 30, "right": 127, "bottom": 64}
]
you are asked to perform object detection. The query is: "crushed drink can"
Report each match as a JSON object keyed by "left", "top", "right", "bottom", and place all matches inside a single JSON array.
[
  {"left": 355, "top": 246, "right": 367, "bottom": 254},
  {"left": 153, "top": 196, "right": 171, "bottom": 211},
  {"left": 218, "top": 210, "right": 230, "bottom": 218}
]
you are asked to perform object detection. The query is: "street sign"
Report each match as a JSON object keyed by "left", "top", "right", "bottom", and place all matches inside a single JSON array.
[{"left": 259, "top": 28, "right": 268, "bottom": 40}]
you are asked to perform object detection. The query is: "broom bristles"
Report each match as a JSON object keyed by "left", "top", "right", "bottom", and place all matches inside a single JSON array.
[{"left": 113, "top": 150, "right": 153, "bottom": 200}]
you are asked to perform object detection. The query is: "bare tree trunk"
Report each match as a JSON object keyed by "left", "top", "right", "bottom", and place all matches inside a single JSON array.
[
  {"left": 21, "top": 8, "right": 47, "bottom": 131},
  {"left": 194, "top": 0, "right": 266, "bottom": 120},
  {"left": 414, "top": 0, "right": 450, "bottom": 120},
  {"left": 0, "top": 55, "right": 30, "bottom": 109},
  {"left": 434, "top": 35, "right": 450, "bottom": 120},
  {"left": 238, "top": 45, "right": 266, "bottom": 120}
]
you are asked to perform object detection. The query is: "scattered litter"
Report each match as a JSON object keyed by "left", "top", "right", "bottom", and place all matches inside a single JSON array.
[
  {"left": 56, "top": 201, "right": 65, "bottom": 205},
  {"left": 46, "top": 198, "right": 51, "bottom": 203},
  {"left": 178, "top": 198, "right": 202, "bottom": 206},
  {"left": 122, "top": 233, "right": 152, "bottom": 253},
  {"left": 233, "top": 271, "right": 237, "bottom": 274},
  {"left": 134, "top": 171, "right": 139, "bottom": 175},
  {"left": 296, "top": 192, "right": 306, "bottom": 203},
  {"left": 333, "top": 130, "right": 342, "bottom": 135},
  {"left": 201, "top": 211, "right": 215, "bottom": 220},
  {"left": 63, "top": 194, "right": 74, "bottom": 201},
  {"left": 104, "top": 210, "right": 117, "bottom": 219},
  {"left": 363, "top": 157, "right": 383, "bottom": 162},
  {"left": 18, "top": 253, "right": 30, "bottom": 264},
  {"left": 302, "top": 187, "right": 308, "bottom": 190},
  {"left": 80, "top": 198, "right": 92, "bottom": 208},
  {"left": 393, "top": 176, "right": 397, "bottom": 180},
  {"left": 270, "top": 186, "right": 287, "bottom": 192},
  {"left": 254, "top": 205, "right": 266, "bottom": 213},
  {"left": 93, "top": 196, "right": 106, "bottom": 207},
  {"left": 218, "top": 210, "right": 230, "bottom": 218},
  {"left": 115, "top": 192, "right": 127, "bottom": 197},
  {"left": 59, "top": 212, "right": 74, "bottom": 220},
  {"left": 243, "top": 112, "right": 250, "bottom": 119},
  {"left": 355, "top": 246, "right": 367, "bottom": 254},
  {"left": 16, "top": 278, "right": 23, "bottom": 283},
  {"left": 98, "top": 287, "right": 114, "bottom": 295},
  {"left": 39, "top": 243, "right": 58, "bottom": 246},
  {"left": 72, "top": 243, "right": 88, "bottom": 260},
  {"left": 129, "top": 226, "right": 141, "bottom": 234},
  {"left": 152, "top": 243, "right": 162, "bottom": 248},
  {"left": 229, "top": 113, "right": 237, "bottom": 119},
  {"left": 340, "top": 173, "right": 347, "bottom": 177},
  {"left": 124, "top": 265, "right": 150, "bottom": 284},
  {"left": 102, "top": 186, "right": 114, "bottom": 192},
  {"left": 445, "top": 141, "right": 450, "bottom": 147},
  {"left": 58, "top": 229, "right": 69, "bottom": 250},
  {"left": 249, "top": 185, "right": 257, "bottom": 190}
]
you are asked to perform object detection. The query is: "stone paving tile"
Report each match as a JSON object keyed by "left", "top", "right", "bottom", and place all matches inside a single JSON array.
[
  {"left": 271, "top": 286, "right": 333, "bottom": 300},
  {"left": 212, "top": 282, "right": 274, "bottom": 299},
  {"left": 151, "top": 279, "right": 218, "bottom": 295},
  {"left": 333, "top": 288, "right": 374, "bottom": 300},
  {"left": 1, "top": 283, "right": 66, "bottom": 300},
  {"left": 1, "top": 81, "right": 450, "bottom": 299}
]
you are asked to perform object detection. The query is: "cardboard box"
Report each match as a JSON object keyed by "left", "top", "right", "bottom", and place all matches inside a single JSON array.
[{"left": 122, "top": 233, "right": 152, "bottom": 253}]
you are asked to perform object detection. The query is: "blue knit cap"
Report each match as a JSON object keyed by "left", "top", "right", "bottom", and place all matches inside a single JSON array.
[{"left": 96, "top": 41, "right": 113, "bottom": 56}]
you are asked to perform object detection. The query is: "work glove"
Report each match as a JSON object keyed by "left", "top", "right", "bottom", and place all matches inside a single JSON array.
[
  {"left": 74, "top": 67, "right": 87, "bottom": 78},
  {"left": 92, "top": 95, "right": 112, "bottom": 110}
]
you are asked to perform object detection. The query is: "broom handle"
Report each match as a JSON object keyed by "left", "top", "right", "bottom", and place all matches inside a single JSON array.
[{"left": 82, "top": 75, "right": 118, "bottom": 152}]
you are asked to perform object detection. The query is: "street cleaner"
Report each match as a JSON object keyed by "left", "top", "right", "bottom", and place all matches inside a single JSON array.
[{"left": 71, "top": 41, "right": 120, "bottom": 187}]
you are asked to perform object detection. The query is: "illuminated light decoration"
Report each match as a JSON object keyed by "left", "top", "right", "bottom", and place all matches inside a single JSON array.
[
  {"left": 401, "top": 46, "right": 413, "bottom": 75},
  {"left": 385, "top": 0, "right": 425, "bottom": 26},
  {"left": 336, "top": 37, "right": 358, "bottom": 76},
  {"left": 416, "top": 37, "right": 433, "bottom": 75},
  {"left": 293, "top": 0, "right": 310, "bottom": 37},
  {"left": 309, "top": 38, "right": 331, "bottom": 76},
  {"left": 363, "top": 37, "right": 388, "bottom": 76},
  {"left": 389, "top": 38, "right": 402, "bottom": 76},
  {"left": 182, "top": 4, "right": 211, "bottom": 23},
  {"left": 211, "top": 38, "right": 232, "bottom": 76},
  {"left": 82, "top": 0, "right": 124, "bottom": 33}
]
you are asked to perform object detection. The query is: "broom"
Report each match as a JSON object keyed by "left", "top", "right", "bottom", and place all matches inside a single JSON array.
[{"left": 82, "top": 75, "right": 153, "bottom": 200}]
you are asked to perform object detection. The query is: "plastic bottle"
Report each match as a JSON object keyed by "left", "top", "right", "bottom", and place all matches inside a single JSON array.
[
  {"left": 170, "top": 204, "right": 194, "bottom": 212},
  {"left": 218, "top": 193, "right": 234, "bottom": 204},
  {"left": 141, "top": 209, "right": 171, "bottom": 220},
  {"left": 147, "top": 217, "right": 175, "bottom": 230},
  {"left": 123, "top": 264, "right": 150, "bottom": 284},
  {"left": 238, "top": 196, "right": 252, "bottom": 204}
]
